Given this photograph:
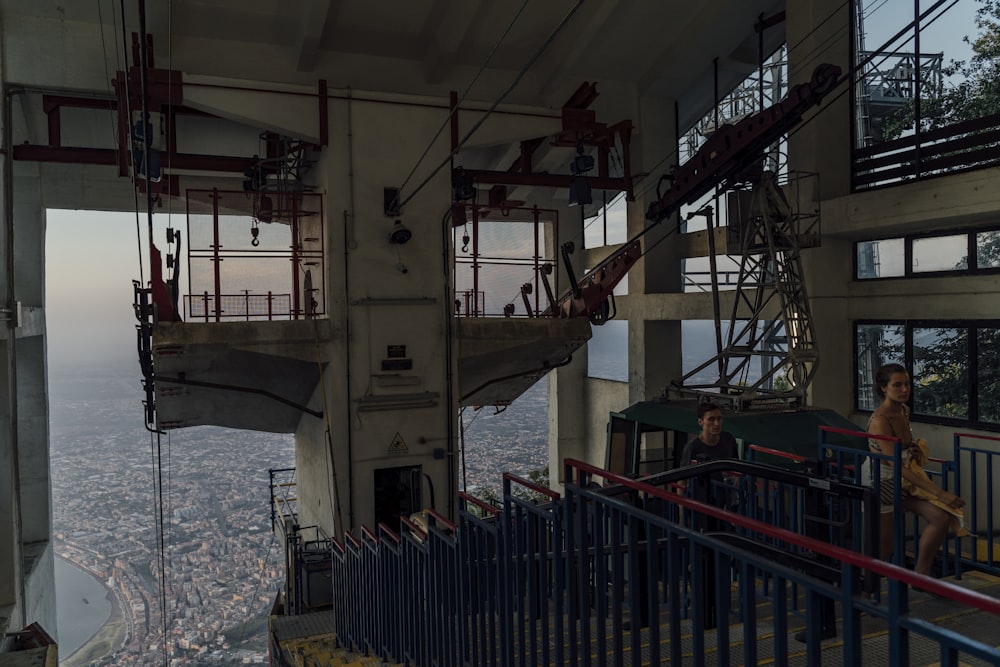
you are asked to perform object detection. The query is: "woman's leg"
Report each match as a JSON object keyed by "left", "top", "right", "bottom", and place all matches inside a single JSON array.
[
  {"left": 879, "top": 509, "right": 894, "bottom": 560},
  {"left": 904, "top": 498, "right": 952, "bottom": 576}
]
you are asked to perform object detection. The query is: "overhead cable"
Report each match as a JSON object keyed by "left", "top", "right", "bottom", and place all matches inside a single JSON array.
[
  {"left": 397, "top": 0, "right": 586, "bottom": 211},
  {"left": 397, "top": 0, "right": 532, "bottom": 197}
]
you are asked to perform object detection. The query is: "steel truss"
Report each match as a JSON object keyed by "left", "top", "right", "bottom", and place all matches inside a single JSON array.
[{"left": 671, "top": 170, "right": 818, "bottom": 410}]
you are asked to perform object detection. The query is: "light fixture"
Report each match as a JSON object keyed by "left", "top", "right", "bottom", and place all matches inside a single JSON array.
[{"left": 389, "top": 220, "right": 412, "bottom": 245}]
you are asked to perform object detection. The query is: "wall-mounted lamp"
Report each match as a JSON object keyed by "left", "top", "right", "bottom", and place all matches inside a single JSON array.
[{"left": 389, "top": 219, "right": 412, "bottom": 245}]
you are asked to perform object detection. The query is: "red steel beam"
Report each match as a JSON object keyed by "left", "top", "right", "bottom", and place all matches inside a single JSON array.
[
  {"left": 464, "top": 168, "right": 627, "bottom": 192},
  {"left": 12, "top": 145, "right": 253, "bottom": 173}
]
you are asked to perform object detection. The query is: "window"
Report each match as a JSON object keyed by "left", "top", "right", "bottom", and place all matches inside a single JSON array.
[
  {"left": 977, "top": 230, "right": 1000, "bottom": 269},
  {"left": 977, "top": 327, "right": 1000, "bottom": 423},
  {"left": 912, "top": 234, "right": 967, "bottom": 273},
  {"left": 853, "top": 0, "right": 996, "bottom": 189},
  {"left": 912, "top": 326, "right": 968, "bottom": 418},
  {"left": 588, "top": 319, "right": 628, "bottom": 381},
  {"left": 855, "top": 228, "right": 1000, "bottom": 279},
  {"left": 856, "top": 323, "right": 905, "bottom": 410},
  {"left": 854, "top": 320, "right": 1000, "bottom": 430},
  {"left": 856, "top": 238, "right": 904, "bottom": 279},
  {"left": 583, "top": 192, "right": 627, "bottom": 249}
]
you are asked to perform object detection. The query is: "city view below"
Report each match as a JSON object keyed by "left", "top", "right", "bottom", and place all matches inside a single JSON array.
[{"left": 50, "top": 358, "right": 549, "bottom": 666}]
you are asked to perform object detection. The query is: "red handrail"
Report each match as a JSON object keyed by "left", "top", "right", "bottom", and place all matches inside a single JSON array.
[
  {"left": 427, "top": 508, "right": 457, "bottom": 532},
  {"left": 956, "top": 432, "right": 1000, "bottom": 444},
  {"left": 564, "top": 457, "right": 1000, "bottom": 615},
  {"left": 819, "top": 424, "right": 898, "bottom": 443},
  {"left": 377, "top": 522, "right": 402, "bottom": 544},
  {"left": 399, "top": 514, "right": 428, "bottom": 541},
  {"left": 458, "top": 491, "right": 502, "bottom": 516},
  {"left": 504, "top": 471, "right": 561, "bottom": 500},
  {"left": 749, "top": 444, "right": 807, "bottom": 463}
]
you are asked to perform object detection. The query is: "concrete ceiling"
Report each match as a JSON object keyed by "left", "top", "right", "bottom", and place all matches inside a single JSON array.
[{"left": 1, "top": 0, "right": 786, "bottom": 120}]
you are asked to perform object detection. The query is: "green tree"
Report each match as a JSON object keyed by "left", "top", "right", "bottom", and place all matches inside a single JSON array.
[{"left": 882, "top": 0, "right": 1000, "bottom": 139}]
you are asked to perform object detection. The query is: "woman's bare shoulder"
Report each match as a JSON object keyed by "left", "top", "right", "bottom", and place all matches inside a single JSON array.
[{"left": 867, "top": 411, "right": 893, "bottom": 436}]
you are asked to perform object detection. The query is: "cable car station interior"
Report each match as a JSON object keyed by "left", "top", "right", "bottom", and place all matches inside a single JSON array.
[{"left": 2, "top": 0, "right": 1000, "bottom": 665}]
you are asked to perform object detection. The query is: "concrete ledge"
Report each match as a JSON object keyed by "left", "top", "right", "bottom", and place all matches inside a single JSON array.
[{"left": 458, "top": 317, "right": 591, "bottom": 405}]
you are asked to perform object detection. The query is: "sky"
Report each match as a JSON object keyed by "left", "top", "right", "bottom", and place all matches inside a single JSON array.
[{"left": 45, "top": 209, "right": 149, "bottom": 371}]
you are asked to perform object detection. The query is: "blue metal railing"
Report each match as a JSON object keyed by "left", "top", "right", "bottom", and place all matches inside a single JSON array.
[
  {"left": 326, "top": 453, "right": 1000, "bottom": 666},
  {"left": 954, "top": 432, "right": 1000, "bottom": 576},
  {"left": 818, "top": 425, "right": 974, "bottom": 581}
]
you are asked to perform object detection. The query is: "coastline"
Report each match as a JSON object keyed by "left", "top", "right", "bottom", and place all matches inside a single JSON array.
[{"left": 58, "top": 557, "right": 129, "bottom": 666}]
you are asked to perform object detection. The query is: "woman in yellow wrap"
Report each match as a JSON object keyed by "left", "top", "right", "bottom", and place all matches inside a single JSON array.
[{"left": 868, "top": 363, "right": 966, "bottom": 577}]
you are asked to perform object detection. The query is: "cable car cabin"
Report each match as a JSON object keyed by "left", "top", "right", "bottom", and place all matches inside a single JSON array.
[{"left": 605, "top": 399, "right": 867, "bottom": 477}]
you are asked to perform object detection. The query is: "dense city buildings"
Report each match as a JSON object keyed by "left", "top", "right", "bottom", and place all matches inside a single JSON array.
[{"left": 49, "top": 363, "right": 547, "bottom": 665}]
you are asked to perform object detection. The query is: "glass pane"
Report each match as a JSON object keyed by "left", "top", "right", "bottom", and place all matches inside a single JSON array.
[
  {"left": 978, "top": 328, "right": 1000, "bottom": 423},
  {"left": 583, "top": 211, "right": 603, "bottom": 249},
  {"left": 976, "top": 230, "right": 1000, "bottom": 269},
  {"left": 583, "top": 192, "right": 627, "bottom": 249},
  {"left": 605, "top": 194, "right": 628, "bottom": 246},
  {"left": 683, "top": 320, "right": 721, "bottom": 384},
  {"left": 920, "top": 0, "right": 990, "bottom": 128},
  {"left": 856, "top": 238, "right": 904, "bottom": 278},
  {"left": 857, "top": 0, "right": 919, "bottom": 147},
  {"left": 588, "top": 319, "right": 628, "bottom": 381},
  {"left": 682, "top": 320, "right": 766, "bottom": 387},
  {"left": 682, "top": 255, "right": 740, "bottom": 293},
  {"left": 856, "top": 324, "right": 905, "bottom": 410},
  {"left": 913, "top": 327, "right": 968, "bottom": 418},
  {"left": 913, "top": 233, "right": 968, "bottom": 272}
]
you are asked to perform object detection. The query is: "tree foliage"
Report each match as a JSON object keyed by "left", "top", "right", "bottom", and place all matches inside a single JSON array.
[{"left": 882, "top": 0, "right": 1000, "bottom": 140}]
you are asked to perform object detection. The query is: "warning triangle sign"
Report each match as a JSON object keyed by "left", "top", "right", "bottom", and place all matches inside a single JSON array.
[{"left": 388, "top": 432, "right": 408, "bottom": 454}]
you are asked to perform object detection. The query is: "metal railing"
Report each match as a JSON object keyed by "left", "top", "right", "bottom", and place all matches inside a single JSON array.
[
  {"left": 853, "top": 111, "right": 1000, "bottom": 190},
  {"left": 269, "top": 467, "right": 297, "bottom": 534},
  {"left": 954, "top": 432, "right": 1000, "bottom": 576},
  {"left": 326, "top": 454, "right": 1000, "bottom": 666},
  {"left": 818, "top": 425, "right": 966, "bottom": 581},
  {"left": 268, "top": 468, "right": 332, "bottom": 615},
  {"left": 452, "top": 205, "right": 559, "bottom": 319},
  {"left": 185, "top": 188, "right": 325, "bottom": 322},
  {"left": 186, "top": 291, "right": 293, "bottom": 321}
]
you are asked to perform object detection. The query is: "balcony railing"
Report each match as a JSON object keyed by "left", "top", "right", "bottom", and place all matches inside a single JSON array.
[
  {"left": 453, "top": 204, "right": 559, "bottom": 318},
  {"left": 184, "top": 188, "right": 324, "bottom": 322},
  {"left": 185, "top": 291, "right": 293, "bottom": 321}
]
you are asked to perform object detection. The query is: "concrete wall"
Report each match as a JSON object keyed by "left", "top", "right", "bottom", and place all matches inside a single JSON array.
[
  {"left": 289, "top": 92, "right": 458, "bottom": 534},
  {"left": 0, "top": 79, "right": 57, "bottom": 637}
]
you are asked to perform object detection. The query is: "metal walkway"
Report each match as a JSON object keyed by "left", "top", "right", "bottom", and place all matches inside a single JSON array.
[{"left": 267, "top": 427, "right": 1000, "bottom": 666}]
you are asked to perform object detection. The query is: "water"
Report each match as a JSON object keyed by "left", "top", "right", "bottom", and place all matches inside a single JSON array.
[{"left": 55, "top": 557, "right": 113, "bottom": 658}]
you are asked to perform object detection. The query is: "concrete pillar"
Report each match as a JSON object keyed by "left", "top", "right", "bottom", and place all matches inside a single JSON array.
[
  {"left": 0, "top": 343, "right": 18, "bottom": 614},
  {"left": 787, "top": 0, "right": 853, "bottom": 412},
  {"left": 802, "top": 237, "right": 852, "bottom": 413},
  {"left": 296, "top": 93, "right": 456, "bottom": 535},
  {"left": 630, "top": 94, "right": 683, "bottom": 404},
  {"left": 786, "top": 0, "right": 852, "bottom": 198}
]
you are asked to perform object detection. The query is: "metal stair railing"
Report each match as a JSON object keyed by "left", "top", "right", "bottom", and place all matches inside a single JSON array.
[
  {"left": 328, "top": 454, "right": 1000, "bottom": 667},
  {"left": 954, "top": 432, "right": 1000, "bottom": 578}
]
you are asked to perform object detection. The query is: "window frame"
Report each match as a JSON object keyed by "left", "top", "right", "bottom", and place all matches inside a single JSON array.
[
  {"left": 853, "top": 226, "right": 1000, "bottom": 281},
  {"left": 854, "top": 318, "right": 1000, "bottom": 432}
]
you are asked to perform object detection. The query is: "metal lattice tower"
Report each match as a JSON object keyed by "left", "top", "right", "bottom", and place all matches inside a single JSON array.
[{"left": 671, "top": 171, "right": 818, "bottom": 410}]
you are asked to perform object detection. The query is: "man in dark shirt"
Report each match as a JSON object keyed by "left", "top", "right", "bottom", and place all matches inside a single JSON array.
[
  {"left": 678, "top": 401, "right": 740, "bottom": 630},
  {"left": 679, "top": 402, "right": 739, "bottom": 507}
]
